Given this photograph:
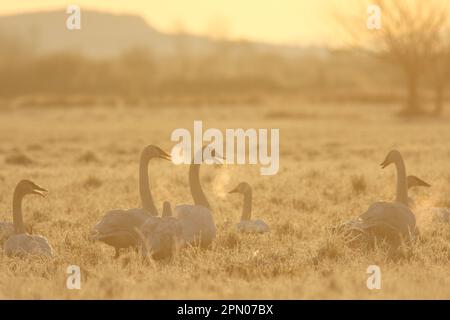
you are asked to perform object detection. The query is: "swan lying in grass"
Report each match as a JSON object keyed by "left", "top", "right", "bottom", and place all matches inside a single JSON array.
[
  {"left": 340, "top": 150, "right": 417, "bottom": 247},
  {"left": 229, "top": 182, "right": 270, "bottom": 234},
  {"left": 3, "top": 180, "right": 53, "bottom": 258}
]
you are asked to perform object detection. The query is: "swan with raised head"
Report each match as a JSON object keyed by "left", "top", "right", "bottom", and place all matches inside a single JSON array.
[
  {"left": 229, "top": 182, "right": 269, "bottom": 234},
  {"left": 173, "top": 146, "right": 221, "bottom": 248},
  {"left": 342, "top": 150, "right": 417, "bottom": 247},
  {"left": 90, "top": 145, "right": 170, "bottom": 258},
  {"left": 139, "top": 201, "right": 183, "bottom": 260},
  {"left": 3, "top": 180, "right": 53, "bottom": 257}
]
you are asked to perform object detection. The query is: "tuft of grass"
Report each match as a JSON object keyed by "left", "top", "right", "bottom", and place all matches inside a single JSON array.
[
  {"left": 313, "top": 239, "right": 345, "bottom": 264},
  {"left": 218, "top": 231, "right": 241, "bottom": 250},
  {"left": 27, "top": 144, "right": 44, "bottom": 151},
  {"left": 275, "top": 221, "right": 303, "bottom": 239},
  {"left": 351, "top": 175, "right": 367, "bottom": 194},
  {"left": 83, "top": 176, "right": 103, "bottom": 189},
  {"left": 78, "top": 151, "right": 100, "bottom": 164},
  {"left": 5, "top": 152, "right": 33, "bottom": 166}
]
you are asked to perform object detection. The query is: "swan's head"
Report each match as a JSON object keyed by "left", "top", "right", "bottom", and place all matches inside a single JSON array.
[
  {"left": 142, "top": 145, "right": 171, "bottom": 161},
  {"left": 162, "top": 201, "right": 172, "bottom": 217},
  {"left": 17, "top": 180, "right": 47, "bottom": 197},
  {"left": 229, "top": 182, "right": 251, "bottom": 195},
  {"left": 407, "top": 175, "right": 431, "bottom": 189},
  {"left": 202, "top": 145, "right": 224, "bottom": 165},
  {"left": 380, "top": 150, "right": 402, "bottom": 169}
]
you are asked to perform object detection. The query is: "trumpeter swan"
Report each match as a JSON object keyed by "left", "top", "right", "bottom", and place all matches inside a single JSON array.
[
  {"left": 139, "top": 201, "right": 183, "bottom": 260},
  {"left": 173, "top": 146, "right": 221, "bottom": 248},
  {"left": 229, "top": 182, "right": 270, "bottom": 234},
  {"left": 342, "top": 150, "right": 416, "bottom": 247},
  {"left": 90, "top": 145, "right": 170, "bottom": 258},
  {"left": 3, "top": 180, "right": 53, "bottom": 257}
]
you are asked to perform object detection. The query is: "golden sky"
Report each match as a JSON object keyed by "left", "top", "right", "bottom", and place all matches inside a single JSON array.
[{"left": 0, "top": 0, "right": 356, "bottom": 45}]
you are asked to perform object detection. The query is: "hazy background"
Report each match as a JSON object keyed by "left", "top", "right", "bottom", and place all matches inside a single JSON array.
[{"left": 0, "top": 0, "right": 449, "bottom": 113}]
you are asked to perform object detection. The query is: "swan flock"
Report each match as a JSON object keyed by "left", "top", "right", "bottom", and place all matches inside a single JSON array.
[{"left": 1, "top": 146, "right": 447, "bottom": 259}]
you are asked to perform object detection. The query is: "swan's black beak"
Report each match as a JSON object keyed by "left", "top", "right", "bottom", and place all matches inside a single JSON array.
[
  {"left": 228, "top": 187, "right": 239, "bottom": 194},
  {"left": 159, "top": 150, "right": 171, "bottom": 161},
  {"left": 416, "top": 178, "right": 431, "bottom": 187},
  {"left": 32, "top": 185, "right": 48, "bottom": 197},
  {"left": 380, "top": 158, "right": 390, "bottom": 169}
]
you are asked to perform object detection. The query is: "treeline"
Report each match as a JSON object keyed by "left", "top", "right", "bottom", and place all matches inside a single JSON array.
[{"left": 0, "top": 32, "right": 431, "bottom": 107}]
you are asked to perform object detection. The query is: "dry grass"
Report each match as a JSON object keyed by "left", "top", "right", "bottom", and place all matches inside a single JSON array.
[{"left": 0, "top": 103, "right": 449, "bottom": 299}]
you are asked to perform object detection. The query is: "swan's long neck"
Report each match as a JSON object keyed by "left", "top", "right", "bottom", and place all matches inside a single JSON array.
[
  {"left": 241, "top": 189, "right": 252, "bottom": 221},
  {"left": 12, "top": 188, "right": 26, "bottom": 234},
  {"left": 189, "top": 162, "right": 210, "bottom": 209},
  {"left": 139, "top": 153, "right": 158, "bottom": 215},
  {"left": 394, "top": 155, "right": 408, "bottom": 206}
]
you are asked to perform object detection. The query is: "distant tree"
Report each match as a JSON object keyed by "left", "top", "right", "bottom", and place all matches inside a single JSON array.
[
  {"left": 171, "top": 20, "right": 192, "bottom": 79},
  {"left": 338, "top": 0, "right": 449, "bottom": 116},
  {"left": 427, "top": 31, "right": 450, "bottom": 116},
  {"left": 119, "top": 47, "right": 156, "bottom": 94}
]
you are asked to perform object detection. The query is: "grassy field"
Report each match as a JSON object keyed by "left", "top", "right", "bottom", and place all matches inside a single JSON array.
[{"left": 0, "top": 102, "right": 449, "bottom": 299}]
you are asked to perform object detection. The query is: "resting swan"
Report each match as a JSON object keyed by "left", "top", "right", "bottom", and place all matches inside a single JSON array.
[
  {"left": 342, "top": 150, "right": 416, "bottom": 247},
  {"left": 3, "top": 180, "right": 53, "bottom": 257},
  {"left": 173, "top": 146, "right": 221, "bottom": 248},
  {"left": 229, "top": 182, "right": 270, "bottom": 233},
  {"left": 90, "top": 145, "right": 170, "bottom": 258},
  {"left": 139, "top": 201, "right": 183, "bottom": 260}
]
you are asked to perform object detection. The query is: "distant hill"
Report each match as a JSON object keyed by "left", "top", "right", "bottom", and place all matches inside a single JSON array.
[{"left": 0, "top": 9, "right": 324, "bottom": 58}]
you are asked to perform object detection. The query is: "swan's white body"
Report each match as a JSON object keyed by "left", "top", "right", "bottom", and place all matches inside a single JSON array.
[
  {"left": 341, "top": 150, "right": 417, "bottom": 246},
  {"left": 139, "top": 211, "right": 183, "bottom": 260},
  {"left": 173, "top": 146, "right": 219, "bottom": 249},
  {"left": 236, "top": 219, "right": 270, "bottom": 234},
  {"left": 342, "top": 201, "right": 417, "bottom": 246},
  {"left": 4, "top": 233, "right": 53, "bottom": 257},
  {"left": 90, "top": 208, "right": 151, "bottom": 251},
  {"left": 174, "top": 205, "right": 216, "bottom": 248}
]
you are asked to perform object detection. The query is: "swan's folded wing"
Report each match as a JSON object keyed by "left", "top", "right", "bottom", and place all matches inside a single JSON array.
[
  {"left": 90, "top": 208, "right": 150, "bottom": 241},
  {"left": 4, "top": 234, "right": 53, "bottom": 257},
  {"left": 359, "top": 202, "right": 415, "bottom": 235}
]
